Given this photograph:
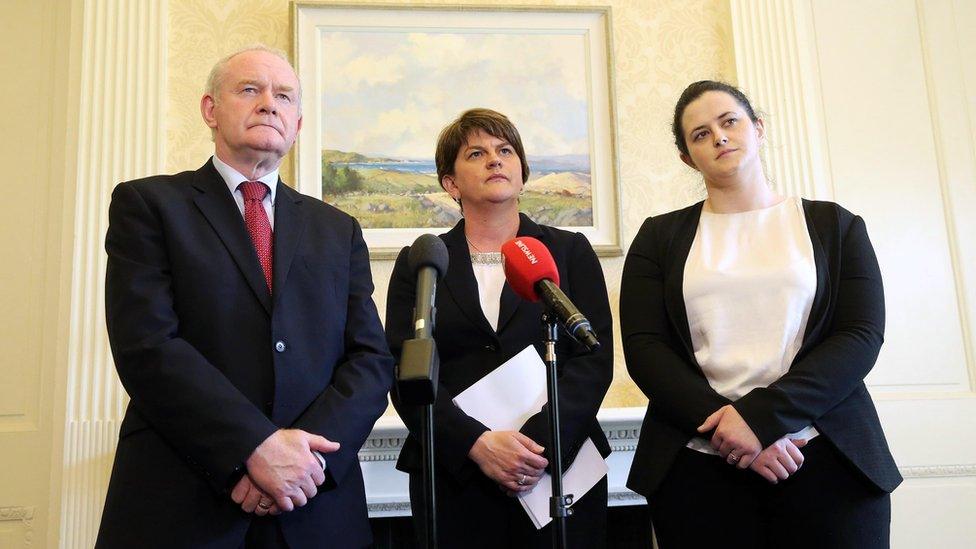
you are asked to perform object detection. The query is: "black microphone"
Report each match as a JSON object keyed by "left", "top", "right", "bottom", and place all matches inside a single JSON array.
[
  {"left": 408, "top": 234, "right": 449, "bottom": 339},
  {"left": 501, "top": 237, "right": 600, "bottom": 352},
  {"left": 536, "top": 279, "right": 600, "bottom": 352},
  {"left": 397, "top": 234, "right": 449, "bottom": 405}
]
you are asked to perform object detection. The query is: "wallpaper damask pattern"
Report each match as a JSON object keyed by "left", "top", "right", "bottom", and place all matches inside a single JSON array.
[
  {"left": 167, "top": 0, "right": 735, "bottom": 409},
  {"left": 168, "top": 0, "right": 292, "bottom": 178}
]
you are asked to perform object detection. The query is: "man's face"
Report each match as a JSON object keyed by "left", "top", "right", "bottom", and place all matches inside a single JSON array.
[{"left": 201, "top": 50, "right": 302, "bottom": 167}]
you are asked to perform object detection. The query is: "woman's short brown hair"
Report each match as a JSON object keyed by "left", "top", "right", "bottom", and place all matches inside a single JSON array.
[{"left": 434, "top": 108, "right": 530, "bottom": 188}]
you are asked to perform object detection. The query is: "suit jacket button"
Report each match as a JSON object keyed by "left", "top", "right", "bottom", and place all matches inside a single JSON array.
[
  {"left": 275, "top": 340, "right": 286, "bottom": 352},
  {"left": 485, "top": 344, "right": 497, "bottom": 352}
]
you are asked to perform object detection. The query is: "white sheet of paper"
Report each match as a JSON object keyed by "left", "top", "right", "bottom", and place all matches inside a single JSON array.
[
  {"left": 452, "top": 345, "right": 547, "bottom": 431},
  {"left": 452, "top": 345, "right": 608, "bottom": 529},
  {"left": 517, "top": 437, "right": 608, "bottom": 529}
]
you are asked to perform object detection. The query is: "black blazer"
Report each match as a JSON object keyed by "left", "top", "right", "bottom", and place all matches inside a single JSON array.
[
  {"left": 97, "top": 160, "right": 394, "bottom": 548},
  {"left": 621, "top": 199, "right": 902, "bottom": 498},
  {"left": 386, "top": 214, "right": 614, "bottom": 485}
]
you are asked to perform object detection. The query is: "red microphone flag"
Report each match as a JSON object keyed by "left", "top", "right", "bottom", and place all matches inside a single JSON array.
[{"left": 500, "top": 237, "right": 560, "bottom": 302}]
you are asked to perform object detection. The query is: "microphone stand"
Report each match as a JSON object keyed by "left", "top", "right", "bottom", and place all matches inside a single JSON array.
[
  {"left": 398, "top": 336, "right": 439, "bottom": 549},
  {"left": 421, "top": 393, "right": 436, "bottom": 549},
  {"left": 542, "top": 311, "right": 572, "bottom": 549},
  {"left": 398, "top": 236, "right": 448, "bottom": 549},
  {"left": 398, "top": 327, "right": 440, "bottom": 548}
]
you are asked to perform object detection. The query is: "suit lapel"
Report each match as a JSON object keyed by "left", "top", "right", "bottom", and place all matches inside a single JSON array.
[
  {"left": 798, "top": 198, "right": 830, "bottom": 356},
  {"left": 442, "top": 221, "right": 497, "bottom": 339},
  {"left": 192, "top": 160, "right": 272, "bottom": 315},
  {"left": 664, "top": 202, "right": 703, "bottom": 366},
  {"left": 496, "top": 214, "right": 543, "bottom": 333},
  {"left": 271, "top": 182, "right": 306, "bottom": 309},
  {"left": 496, "top": 285, "right": 521, "bottom": 333}
]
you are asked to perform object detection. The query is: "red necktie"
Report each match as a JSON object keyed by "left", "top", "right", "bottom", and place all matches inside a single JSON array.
[{"left": 239, "top": 181, "right": 273, "bottom": 292}]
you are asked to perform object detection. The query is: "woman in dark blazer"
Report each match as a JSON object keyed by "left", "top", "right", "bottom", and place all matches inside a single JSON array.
[
  {"left": 621, "top": 81, "right": 901, "bottom": 548},
  {"left": 386, "top": 108, "right": 613, "bottom": 547}
]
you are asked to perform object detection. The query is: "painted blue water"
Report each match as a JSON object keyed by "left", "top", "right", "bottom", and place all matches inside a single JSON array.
[
  {"left": 334, "top": 158, "right": 590, "bottom": 176},
  {"left": 340, "top": 161, "right": 436, "bottom": 174}
]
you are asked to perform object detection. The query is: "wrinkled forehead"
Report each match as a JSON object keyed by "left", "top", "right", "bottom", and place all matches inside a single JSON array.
[{"left": 222, "top": 51, "right": 301, "bottom": 91}]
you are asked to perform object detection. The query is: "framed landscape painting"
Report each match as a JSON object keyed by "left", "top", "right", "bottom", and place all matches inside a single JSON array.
[{"left": 293, "top": 3, "right": 621, "bottom": 258}]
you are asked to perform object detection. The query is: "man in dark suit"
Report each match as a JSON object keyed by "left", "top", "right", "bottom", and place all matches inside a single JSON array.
[{"left": 96, "top": 45, "right": 393, "bottom": 548}]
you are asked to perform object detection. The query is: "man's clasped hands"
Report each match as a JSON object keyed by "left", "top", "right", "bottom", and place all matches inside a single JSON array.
[{"left": 230, "top": 429, "right": 340, "bottom": 516}]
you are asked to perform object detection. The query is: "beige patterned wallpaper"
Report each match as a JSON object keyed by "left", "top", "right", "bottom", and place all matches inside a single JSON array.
[{"left": 167, "top": 0, "right": 736, "bottom": 409}]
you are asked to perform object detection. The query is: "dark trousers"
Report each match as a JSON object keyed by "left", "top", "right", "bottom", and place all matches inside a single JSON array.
[
  {"left": 649, "top": 438, "right": 891, "bottom": 549},
  {"left": 241, "top": 517, "right": 289, "bottom": 549},
  {"left": 409, "top": 470, "right": 608, "bottom": 548}
]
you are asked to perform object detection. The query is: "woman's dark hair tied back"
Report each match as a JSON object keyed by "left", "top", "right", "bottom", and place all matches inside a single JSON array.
[{"left": 672, "top": 80, "right": 759, "bottom": 156}]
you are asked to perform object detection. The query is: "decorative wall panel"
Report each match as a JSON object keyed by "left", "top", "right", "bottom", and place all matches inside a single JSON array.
[
  {"left": 59, "top": 1, "right": 167, "bottom": 547},
  {"left": 729, "top": 0, "right": 832, "bottom": 200}
]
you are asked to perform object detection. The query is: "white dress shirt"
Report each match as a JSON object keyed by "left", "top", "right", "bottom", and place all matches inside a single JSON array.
[
  {"left": 471, "top": 253, "right": 506, "bottom": 331},
  {"left": 212, "top": 154, "right": 278, "bottom": 229}
]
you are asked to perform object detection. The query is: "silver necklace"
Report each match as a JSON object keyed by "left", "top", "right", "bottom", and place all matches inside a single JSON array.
[{"left": 467, "top": 237, "right": 504, "bottom": 265}]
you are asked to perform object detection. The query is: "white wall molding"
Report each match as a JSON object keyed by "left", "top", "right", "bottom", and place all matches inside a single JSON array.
[
  {"left": 900, "top": 464, "right": 976, "bottom": 479},
  {"left": 367, "top": 501, "right": 413, "bottom": 515},
  {"left": 607, "top": 491, "right": 645, "bottom": 505},
  {"left": 59, "top": 1, "right": 167, "bottom": 547},
  {"left": 914, "top": 0, "right": 976, "bottom": 390},
  {"left": 729, "top": 0, "right": 833, "bottom": 200}
]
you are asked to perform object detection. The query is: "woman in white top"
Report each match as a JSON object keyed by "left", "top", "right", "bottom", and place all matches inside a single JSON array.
[
  {"left": 621, "top": 81, "right": 900, "bottom": 548},
  {"left": 386, "top": 109, "right": 614, "bottom": 547}
]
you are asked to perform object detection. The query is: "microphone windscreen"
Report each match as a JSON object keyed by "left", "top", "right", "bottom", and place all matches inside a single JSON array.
[
  {"left": 408, "top": 234, "right": 449, "bottom": 279},
  {"left": 501, "top": 236, "right": 560, "bottom": 302}
]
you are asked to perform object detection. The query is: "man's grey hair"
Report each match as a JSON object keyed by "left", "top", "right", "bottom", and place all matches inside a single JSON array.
[{"left": 204, "top": 44, "right": 302, "bottom": 107}]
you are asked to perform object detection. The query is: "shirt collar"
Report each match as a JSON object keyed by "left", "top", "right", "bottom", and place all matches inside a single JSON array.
[{"left": 212, "top": 153, "right": 279, "bottom": 204}]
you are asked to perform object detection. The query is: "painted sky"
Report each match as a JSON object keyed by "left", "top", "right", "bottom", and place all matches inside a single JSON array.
[{"left": 319, "top": 30, "right": 590, "bottom": 159}]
